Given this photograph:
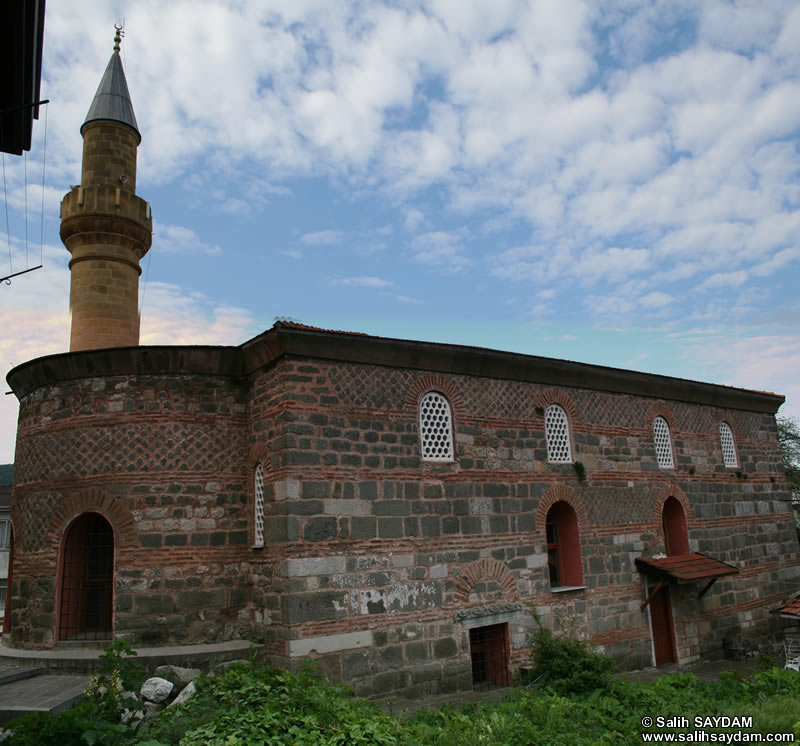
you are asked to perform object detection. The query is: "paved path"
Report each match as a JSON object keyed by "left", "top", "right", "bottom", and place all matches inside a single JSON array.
[{"left": 0, "top": 670, "right": 90, "bottom": 724}]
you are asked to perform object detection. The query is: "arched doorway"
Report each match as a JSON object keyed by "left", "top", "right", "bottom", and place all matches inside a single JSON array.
[
  {"left": 662, "top": 497, "right": 689, "bottom": 556},
  {"left": 647, "top": 497, "right": 688, "bottom": 666},
  {"left": 58, "top": 513, "right": 114, "bottom": 641}
]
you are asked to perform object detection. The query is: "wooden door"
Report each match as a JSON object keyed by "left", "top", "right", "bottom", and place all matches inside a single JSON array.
[
  {"left": 650, "top": 584, "right": 676, "bottom": 665},
  {"left": 469, "top": 623, "right": 511, "bottom": 690},
  {"left": 59, "top": 513, "right": 113, "bottom": 640}
]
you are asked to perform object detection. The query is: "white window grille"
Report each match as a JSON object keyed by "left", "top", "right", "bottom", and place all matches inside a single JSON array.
[
  {"left": 419, "top": 392, "right": 454, "bottom": 461},
  {"left": 254, "top": 464, "right": 265, "bottom": 547},
  {"left": 0, "top": 520, "right": 9, "bottom": 550},
  {"left": 545, "top": 404, "right": 572, "bottom": 463},
  {"left": 719, "top": 422, "right": 737, "bottom": 467},
  {"left": 653, "top": 416, "right": 674, "bottom": 468}
]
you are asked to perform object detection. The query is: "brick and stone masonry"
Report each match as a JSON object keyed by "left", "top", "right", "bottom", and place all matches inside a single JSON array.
[
  {"left": 60, "top": 30, "right": 152, "bottom": 353},
  {"left": 6, "top": 324, "right": 799, "bottom": 697}
]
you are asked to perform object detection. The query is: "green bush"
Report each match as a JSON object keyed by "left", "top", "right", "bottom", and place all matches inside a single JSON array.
[
  {"left": 527, "top": 624, "right": 616, "bottom": 696},
  {"left": 138, "top": 660, "right": 398, "bottom": 745}
]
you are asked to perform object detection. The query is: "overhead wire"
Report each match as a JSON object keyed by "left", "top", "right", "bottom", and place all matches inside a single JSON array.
[
  {"left": 38, "top": 102, "right": 48, "bottom": 266},
  {"left": 23, "top": 150, "right": 28, "bottom": 266},
  {"left": 2, "top": 152, "right": 11, "bottom": 275}
]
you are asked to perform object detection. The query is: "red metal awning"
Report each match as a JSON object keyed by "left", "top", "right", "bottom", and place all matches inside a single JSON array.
[
  {"left": 770, "top": 591, "right": 800, "bottom": 620},
  {"left": 635, "top": 553, "right": 739, "bottom": 610},
  {"left": 635, "top": 553, "right": 739, "bottom": 584}
]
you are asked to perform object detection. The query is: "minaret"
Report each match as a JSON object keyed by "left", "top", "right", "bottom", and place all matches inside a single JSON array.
[{"left": 60, "top": 27, "right": 152, "bottom": 351}]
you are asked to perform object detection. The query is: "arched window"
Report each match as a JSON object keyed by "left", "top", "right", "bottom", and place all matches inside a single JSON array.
[
  {"left": 254, "top": 464, "right": 265, "bottom": 548},
  {"left": 653, "top": 416, "right": 674, "bottom": 468},
  {"left": 662, "top": 497, "right": 689, "bottom": 555},
  {"left": 419, "top": 391, "right": 454, "bottom": 461},
  {"left": 545, "top": 404, "right": 572, "bottom": 463},
  {"left": 719, "top": 422, "right": 737, "bottom": 468},
  {"left": 546, "top": 501, "right": 583, "bottom": 588}
]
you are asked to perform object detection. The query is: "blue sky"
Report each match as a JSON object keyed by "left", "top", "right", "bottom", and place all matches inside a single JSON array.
[{"left": 1, "top": 0, "right": 799, "bottom": 462}]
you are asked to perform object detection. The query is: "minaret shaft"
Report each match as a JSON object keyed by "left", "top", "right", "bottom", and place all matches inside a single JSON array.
[{"left": 60, "top": 31, "right": 151, "bottom": 352}]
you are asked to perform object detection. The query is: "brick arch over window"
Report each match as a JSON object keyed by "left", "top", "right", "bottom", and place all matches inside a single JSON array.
[
  {"left": 535, "top": 484, "right": 589, "bottom": 532},
  {"left": 454, "top": 559, "right": 519, "bottom": 603},
  {"left": 644, "top": 403, "right": 677, "bottom": 433},
  {"left": 534, "top": 389, "right": 580, "bottom": 423},
  {"left": 718, "top": 420, "right": 740, "bottom": 468},
  {"left": 405, "top": 375, "right": 466, "bottom": 420},
  {"left": 717, "top": 415, "right": 743, "bottom": 445},
  {"left": 653, "top": 484, "right": 692, "bottom": 524},
  {"left": 48, "top": 489, "right": 136, "bottom": 549},
  {"left": 248, "top": 443, "right": 272, "bottom": 474}
]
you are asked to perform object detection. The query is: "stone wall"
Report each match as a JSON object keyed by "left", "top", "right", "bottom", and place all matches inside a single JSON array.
[
  {"left": 7, "top": 339, "right": 799, "bottom": 698},
  {"left": 10, "top": 371, "right": 253, "bottom": 647},
  {"left": 252, "top": 357, "right": 799, "bottom": 696}
]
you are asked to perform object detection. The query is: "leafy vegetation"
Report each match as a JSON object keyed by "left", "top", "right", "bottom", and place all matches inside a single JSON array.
[
  {"left": 6, "top": 639, "right": 800, "bottom": 745},
  {"left": 527, "top": 622, "right": 615, "bottom": 696},
  {"left": 778, "top": 414, "right": 800, "bottom": 521},
  {"left": 137, "top": 661, "right": 398, "bottom": 745}
]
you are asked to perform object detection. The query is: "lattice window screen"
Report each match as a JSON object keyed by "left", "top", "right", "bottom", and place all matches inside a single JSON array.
[
  {"left": 653, "top": 416, "right": 674, "bottom": 468},
  {"left": 254, "top": 464, "right": 265, "bottom": 547},
  {"left": 545, "top": 404, "right": 572, "bottom": 463},
  {"left": 419, "top": 392, "right": 454, "bottom": 461},
  {"left": 719, "top": 422, "right": 737, "bottom": 467}
]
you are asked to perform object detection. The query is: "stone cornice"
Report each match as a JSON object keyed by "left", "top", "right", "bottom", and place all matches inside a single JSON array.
[{"left": 6, "top": 325, "right": 785, "bottom": 414}]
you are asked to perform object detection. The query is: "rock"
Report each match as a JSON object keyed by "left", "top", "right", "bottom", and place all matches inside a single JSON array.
[
  {"left": 120, "top": 690, "right": 143, "bottom": 725},
  {"left": 142, "top": 701, "right": 164, "bottom": 720},
  {"left": 210, "top": 659, "right": 249, "bottom": 676},
  {"left": 153, "top": 664, "right": 202, "bottom": 688},
  {"left": 140, "top": 677, "right": 174, "bottom": 703},
  {"left": 168, "top": 679, "right": 197, "bottom": 707}
]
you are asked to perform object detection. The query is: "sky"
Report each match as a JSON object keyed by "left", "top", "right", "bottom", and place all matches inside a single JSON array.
[{"left": 1, "top": 0, "right": 799, "bottom": 464}]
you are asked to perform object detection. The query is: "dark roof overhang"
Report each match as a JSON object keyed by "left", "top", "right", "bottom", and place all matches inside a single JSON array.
[
  {"left": 5, "top": 323, "right": 788, "bottom": 414},
  {"left": 0, "top": 0, "right": 46, "bottom": 155},
  {"left": 636, "top": 553, "right": 739, "bottom": 610}
]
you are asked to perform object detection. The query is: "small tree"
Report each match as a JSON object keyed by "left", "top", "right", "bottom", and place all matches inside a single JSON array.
[{"left": 777, "top": 415, "right": 800, "bottom": 524}]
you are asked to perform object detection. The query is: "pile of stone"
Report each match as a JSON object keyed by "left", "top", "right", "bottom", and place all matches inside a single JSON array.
[{"left": 124, "top": 659, "right": 247, "bottom": 729}]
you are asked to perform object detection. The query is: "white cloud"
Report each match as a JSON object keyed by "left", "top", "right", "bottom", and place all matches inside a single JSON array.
[
  {"left": 580, "top": 247, "right": 652, "bottom": 284},
  {"left": 140, "top": 283, "right": 257, "bottom": 346},
  {"left": 411, "top": 231, "right": 471, "bottom": 272},
  {"left": 156, "top": 223, "right": 223, "bottom": 256},
  {"left": 4, "top": 0, "right": 799, "bottom": 455},
  {"left": 639, "top": 291, "right": 673, "bottom": 309},
  {"left": 404, "top": 208, "right": 424, "bottom": 232},
  {"left": 332, "top": 276, "right": 392, "bottom": 288},
  {"left": 300, "top": 230, "right": 344, "bottom": 246},
  {"left": 699, "top": 270, "right": 749, "bottom": 290},
  {"left": 685, "top": 333, "right": 800, "bottom": 420},
  {"left": 395, "top": 294, "right": 425, "bottom": 305}
]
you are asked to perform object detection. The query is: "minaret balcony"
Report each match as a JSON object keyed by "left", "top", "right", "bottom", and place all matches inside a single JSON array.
[{"left": 60, "top": 185, "right": 152, "bottom": 260}]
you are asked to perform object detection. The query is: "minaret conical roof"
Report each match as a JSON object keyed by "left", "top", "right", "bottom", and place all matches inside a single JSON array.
[{"left": 81, "top": 31, "right": 140, "bottom": 142}]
